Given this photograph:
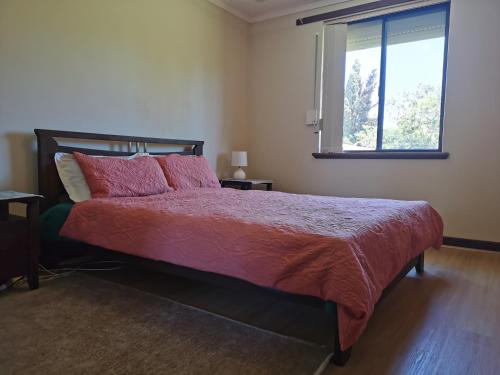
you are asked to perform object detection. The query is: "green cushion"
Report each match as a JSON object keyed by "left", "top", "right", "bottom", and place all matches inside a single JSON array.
[{"left": 39, "top": 202, "right": 74, "bottom": 243}]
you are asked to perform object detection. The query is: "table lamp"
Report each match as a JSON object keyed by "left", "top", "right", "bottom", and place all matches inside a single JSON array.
[{"left": 231, "top": 151, "right": 247, "bottom": 179}]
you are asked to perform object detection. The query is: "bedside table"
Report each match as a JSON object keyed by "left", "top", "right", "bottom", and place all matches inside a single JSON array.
[
  {"left": 0, "top": 192, "right": 42, "bottom": 290},
  {"left": 221, "top": 179, "right": 273, "bottom": 191}
]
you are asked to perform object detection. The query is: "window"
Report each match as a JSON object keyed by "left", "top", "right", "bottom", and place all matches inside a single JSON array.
[{"left": 319, "top": 3, "right": 450, "bottom": 157}]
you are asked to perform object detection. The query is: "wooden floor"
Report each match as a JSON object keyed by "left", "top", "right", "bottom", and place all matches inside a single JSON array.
[
  {"left": 95, "top": 247, "right": 500, "bottom": 375},
  {"left": 328, "top": 247, "right": 500, "bottom": 375}
]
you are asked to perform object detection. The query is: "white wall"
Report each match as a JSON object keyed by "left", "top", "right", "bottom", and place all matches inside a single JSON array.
[
  {"left": 249, "top": 0, "right": 500, "bottom": 242},
  {"left": 0, "top": 0, "right": 249, "bottom": 192},
  {"left": 1, "top": 0, "right": 498, "bottom": 242}
]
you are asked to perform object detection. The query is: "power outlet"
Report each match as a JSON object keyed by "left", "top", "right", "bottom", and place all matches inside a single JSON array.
[{"left": 313, "top": 118, "right": 323, "bottom": 132}]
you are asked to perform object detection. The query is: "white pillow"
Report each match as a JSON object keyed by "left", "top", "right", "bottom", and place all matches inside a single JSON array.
[{"left": 54, "top": 152, "right": 149, "bottom": 202}]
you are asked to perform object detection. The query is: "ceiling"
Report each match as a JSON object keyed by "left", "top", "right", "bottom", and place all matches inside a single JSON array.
[{"left": 208, "top": 0, "right": 350, "bottom": 23}]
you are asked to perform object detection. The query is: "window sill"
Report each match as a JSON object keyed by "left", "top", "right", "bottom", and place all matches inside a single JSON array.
[{"left": 312, "top": 151, "right": 449, "bottom": 159}]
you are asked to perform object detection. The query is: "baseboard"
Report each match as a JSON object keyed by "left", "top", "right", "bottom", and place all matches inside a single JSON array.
[{"left": 443, "top": 237, "right": 500, "bottom": 252}]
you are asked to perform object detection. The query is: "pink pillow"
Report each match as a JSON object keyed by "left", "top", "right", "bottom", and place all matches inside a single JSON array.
[
  {"left": 156, "top": 154, "right": 220, "bottom": 190},
  {"left": 74, "top": 152, "right": 172, "bottom": 198}
]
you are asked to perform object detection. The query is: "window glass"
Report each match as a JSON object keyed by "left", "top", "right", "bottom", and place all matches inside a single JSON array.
[
  {"left": 338, "top": 5, "right": 448, "bottom": 152},
  {"left": 343, "top": 20, "right": 382, "bottom": 151},
  {"left": 382, "top": 8, "right": 447, "bottom": 150}
]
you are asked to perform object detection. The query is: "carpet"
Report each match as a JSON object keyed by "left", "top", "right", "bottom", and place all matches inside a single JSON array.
[{"left": 0, "top": 274, "right": 330, "bottom": 374}]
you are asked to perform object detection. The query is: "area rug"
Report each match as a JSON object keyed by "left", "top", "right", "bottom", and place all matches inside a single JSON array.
[{"left": 0, "top": 274, "right": 330, "bottom": 374}]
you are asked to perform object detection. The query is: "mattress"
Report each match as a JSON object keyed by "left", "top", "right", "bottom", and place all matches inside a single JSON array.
[{"left": 60, "top": 188, "right": 443, "bottom": 350}]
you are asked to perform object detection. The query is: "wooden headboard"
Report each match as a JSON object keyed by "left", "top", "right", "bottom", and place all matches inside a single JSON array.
[{"left": 35, "top": 129, "right": 204, "bottom": 212}]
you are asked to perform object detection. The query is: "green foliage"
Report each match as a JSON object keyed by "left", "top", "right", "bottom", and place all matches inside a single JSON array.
[
  {"left": 343, "top": 60, "right": 378, "bottom": 145},
  {"left": 342, "top": 60, "right": 441, "bottom": 150},
  {"left": 382, "top": 85, "right": 441, "bottom": 149},
  {"left": 355, "top": 122, "right": 378, "bottom": 149}
]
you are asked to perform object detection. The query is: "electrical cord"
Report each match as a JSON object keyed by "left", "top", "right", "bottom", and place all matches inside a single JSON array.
[
  {"left": 0, "top": 260, "right": 124, "bottom": 293},
  {"left": 0, "top": 277, "right": 25, "bottom": 292},
  {"left": 39, "top": 260, "right": 124, "bottom": 278}
]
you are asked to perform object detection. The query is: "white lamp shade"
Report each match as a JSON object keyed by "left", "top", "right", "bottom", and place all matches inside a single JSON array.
[{"left": 231, "top": 151, "right": 247, "bottom": 167}]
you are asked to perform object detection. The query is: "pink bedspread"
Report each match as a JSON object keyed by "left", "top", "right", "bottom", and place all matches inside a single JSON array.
[{"left": 60, "top": 188, "right": 443, "bottom": 350}]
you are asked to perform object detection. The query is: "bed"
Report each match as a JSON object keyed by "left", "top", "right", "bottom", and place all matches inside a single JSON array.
[{"left": 35, "top": 129, "right": 443, "bottom": 366}]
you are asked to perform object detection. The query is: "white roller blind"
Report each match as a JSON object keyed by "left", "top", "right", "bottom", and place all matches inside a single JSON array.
[
  {"left": 321, "top": 24, "right": 347, "bottom": 153},
  {"left": 347, "top": 20, "right": 383, "bottom": 51},
  {"left": 386, "top": 6, "right": 447, "bottom": 45},
  {"left": 326, "top": 0, "right": 448, "bottom": 25},
  {"left": 345, "top": 3, "right": 446, "bottom": 51}
]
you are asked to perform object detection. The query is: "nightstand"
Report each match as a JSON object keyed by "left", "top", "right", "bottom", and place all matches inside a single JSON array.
[
  {"left": 0, "top": 192, "right": 42, "bottom": 290},
  {"left": 221, "top": 179, "right": 273, "bottom": 191}
]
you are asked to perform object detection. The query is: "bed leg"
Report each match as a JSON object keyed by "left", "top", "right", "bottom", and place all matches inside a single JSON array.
[
  {"left": 324, "top": 301, "right": 352, "bottom": 366},
  {"left": 415, "top": 252, "right": 425, "bottom": 275},
  {"left": 332, "top": 347, "right": 352, "bottom": 366}
]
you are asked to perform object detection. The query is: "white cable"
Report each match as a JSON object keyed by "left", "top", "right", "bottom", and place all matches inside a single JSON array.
[{"left": 38, "top": 260, "right": 124, "bottom": 279}]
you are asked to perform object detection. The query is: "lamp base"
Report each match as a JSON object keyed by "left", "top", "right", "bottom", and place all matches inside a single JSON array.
[{"left": 233, "top": 167, "right": 246, "bottom": 180}]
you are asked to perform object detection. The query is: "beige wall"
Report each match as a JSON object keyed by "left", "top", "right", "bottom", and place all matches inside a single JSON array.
[
  {"left": 1, "top": 0, "right": 498, "bottom": 241},
  {"left": 249, "top": 0, "right": 500, "bottom": 241},
  {"left": 0, "top": 0, "right": 249, "bottom": 192}
]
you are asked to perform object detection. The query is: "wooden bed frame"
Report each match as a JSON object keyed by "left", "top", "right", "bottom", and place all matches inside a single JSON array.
[{"left": 35, "top": 128, "right": 425, "bottom": 367}]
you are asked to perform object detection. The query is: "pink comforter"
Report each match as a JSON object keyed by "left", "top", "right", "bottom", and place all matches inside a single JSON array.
[{"left": 60, "top": 188, "right": 443, "bottom": 350}]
